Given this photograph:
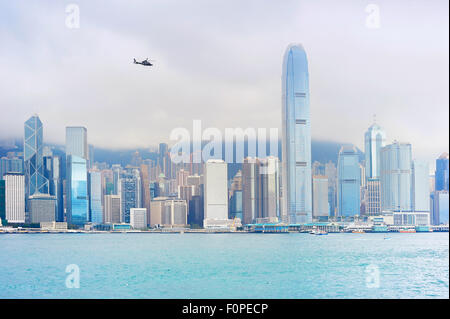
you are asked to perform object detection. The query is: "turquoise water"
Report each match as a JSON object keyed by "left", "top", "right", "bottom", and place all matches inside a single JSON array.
[{"left": 0, "top": 233, "right": 448, "bottom": 299}]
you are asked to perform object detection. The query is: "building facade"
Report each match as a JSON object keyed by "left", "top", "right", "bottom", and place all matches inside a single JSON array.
[
  {"left": 380, "top": 142, "right": 412, "bottom": 212},
  {"left": 24, "top": 115, "right": 49, "bottom": 200},
  {"left": 411, "top": 160, "right": 430, "bottom": 212},
  {"left": 203, "top": 160, "right": 229, "bottom": 227},
  {"left": 337, "top": 145, "right": 361, "bottom": 217},
  {"left": 364, "top": 123, "right": 386, "bottom": 180},
  {"left": 312, "top": 175, "right": 329, "bottom": 219},
  {"left": 4, "top": 173, "right": 25, "bottom": 223},
  {"left": 88, "top": 170, "right": 103, "bottom": 224},
  {"left": 281, "top": 44, "right": 312, "bottom": 224}
]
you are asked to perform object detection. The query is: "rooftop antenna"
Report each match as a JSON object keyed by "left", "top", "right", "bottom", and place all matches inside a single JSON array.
[{"left": 373, "top": 113, "right": 377, "bottom": 124}]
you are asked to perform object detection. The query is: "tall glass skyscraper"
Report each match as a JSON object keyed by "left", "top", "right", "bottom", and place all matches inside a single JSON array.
[
  {"left": 24, "top": 115, "right": 49, "bottom": 198},
  {"left": 66, "top": 127, "right": 88, "bottom": 160},
  {"left": 281, "top": 44, "right": 312, "bottom": 224},
  {"left": 337, "top": 145, "right": 361, "bottom": 217},
  {"left": 66, "top": 126, "right": 89, "bottom": 226},
  {"left": 66, "top": 155, "right": 88, "bottom": 225},
  {"left": 364, "top": 123, "right": 386, "bottom": 180},
  {"left": 435, "top": 152, "right": 449, "bottom": 191}
]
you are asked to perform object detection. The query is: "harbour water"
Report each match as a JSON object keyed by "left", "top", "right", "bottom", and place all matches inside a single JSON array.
[{"left": 0, "top": 232, "right": 448, "bottom": 299}]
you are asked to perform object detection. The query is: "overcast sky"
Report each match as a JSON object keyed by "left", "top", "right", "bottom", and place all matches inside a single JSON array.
[{"left": 0, "top": 0, "right": 448, "bottom": 166}]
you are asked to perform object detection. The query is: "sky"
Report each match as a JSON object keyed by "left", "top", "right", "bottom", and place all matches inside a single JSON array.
[{"left": 0, "top": 0, "right": 448, "bottom": 167}]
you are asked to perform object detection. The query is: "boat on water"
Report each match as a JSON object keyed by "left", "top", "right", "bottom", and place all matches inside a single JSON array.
[
  {"left": 309, "top": 229, "right": 328, "bottom": 235},
  {"left": 399, "top": 228, "right": 416, "bottom": 233},
  {"left": 352, "top": 230, "right": 365, "bottom": 234}
]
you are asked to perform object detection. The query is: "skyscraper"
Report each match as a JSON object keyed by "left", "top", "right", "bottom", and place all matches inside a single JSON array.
[
  {"left": 337, "top": 145, "right": 361, "bottom": 217},
  {"left": 260, "top": 157, "right": 281, "bottom": 220},
  {"left": 44, "top": 155, "right": 64, "bottom": 222},
  {"left": 0, "top": 180, "right": 5, "bottom": 224},
  {"left": 435, "top": 152, "right": 449, "bottom": 191},
  {"left": 325, "top": 161, "right": 337, "bottom": 217},
  {"left": 281, "top": 44, "right": 312, "bottom": 224},
  {"left": 380, "top": 142, "right": 412, "bottom": 212},
  {"left": 120, "top": 168, "right": 141, "bottom": 223},
  {"left": 242, "top": 157, "right": 261, "bottom": 224},
  {"left": 3, "top": 173, "right": 25, "bottom": 223},
  {"left": 66, "top": 126, "right": 89, "bottom": 226},
  {"left": 203, "top": 159, "right": 229, "bottom": 227},
  {"left": 66, "top": 155, "right": 88, "bottom": 225},
  {"left": 88, "top": 170, "right": 103, "bottom": 224},
  {"left": 66, "top": 127, "right": 88, "bottom": 160},
  {"left": 104, "top": 194, "right": 121, "bottom": 224},
  {"left": 24, "top": 115, "right": 49, "bottom": 199},
  {"left": 364, "top": 123, "right": 386, "bottom": 180},
  {"left": 312, "top": 175, "right": 329, "bottom": 219},
  {"left": 366, "top": 178, "right": 381, "bottom": 215},
  {"left": 411, "top": 160, "right": 430, "bottom": 212}
]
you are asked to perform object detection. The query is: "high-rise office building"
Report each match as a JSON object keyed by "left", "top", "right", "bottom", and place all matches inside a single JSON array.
[
  {"left": 188, "top": 195, "right": 204, "bottom": 226},
  {"left": 229, "top": 190, "right": 242, "bottom": 220},
  {"left": 435, "top": 152, "right": 449, "bottom": 191},
  {"left": 260, "top": 157, "right": 281, "bottom": 220},
  {"left": 150, "top": 197, "right": 167, "bottom": 226},
  {"left": 0, "top": 180, "right": 5, "bottom": 224},
  {"left": 130, "top": 208, "right": 147, "bottom": 229},
  {"left": 66, "top": 155, "right": 88, "bottom": 225},
  {"left": 29, "top": 193, "right": 56, "bottom": 223},
  {"left": 1, "top": 157, "right": 23, "bottom": 179},
  {"left": 43, "top": 156, "right": 64, "bottom": 222},
  {"left": 281, "top": 44, "right": 312, "bottom": 224},
  {"left": 158, "top": 143, "right": 169, "bottom": 177},
  {"left": 162, "top": 199, "right": 187, "bottom": 227},
  {"left": 366, "top": 178, "right": 381, "bottom": 215},
  {"left": 65, "top": 127, "right": 88, "bottom": 160},
  {"left": 3, "top": 173, "right": 25, "bottom": 223},
  {"left": 203, "top": 159, "right": 229, "bottom": 227},
  {"left": 140, "top": 164, "right": 151, "bottom": 227},
  {"left": 337, "top": 145, "right": 361, "bottom": 217},
  {"left": 325, "top": 161, "right": 337, "bottom": 217},
  {"left": 364, "top": 123, "right": 386, "bottom": 180},
  {"left": 312, "top": 175, "right": 329, "bottom": 219},
  {"left": 120, "top": 168, "right": 141, "bottom": 223},
  {"left": 112, "top": 164, "right": 121, "bottom": 195},
  {"left": 66, "top": 126, "right": 89, "bottom": 226},
  {"left": 412, "top": 160, "right": 430, "bottom": 212},
  {"left": 88, "top": 170, "right": 103, "bottom": 224},
  {"left": 104, "top": 194, "right": 121, "bottom": 224},
  {"left": 433, "top": 191, "right": 449, "bottom": 225},
  {"left": 380, "top": 142, "right": 412, "bottom": 212},
  {"left": 24, "top": 115, "right": 49, "bottom": 199},
  {"left": 242, "top": 158, "right": 261, "bottom": 224}
]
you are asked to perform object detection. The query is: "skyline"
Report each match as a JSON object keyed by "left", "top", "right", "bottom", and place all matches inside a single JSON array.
[{"left": 0, "top": 0, "right": 448, "bottom": 166}]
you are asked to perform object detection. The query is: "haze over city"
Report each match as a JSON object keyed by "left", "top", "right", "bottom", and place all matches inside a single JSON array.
[{"left": 0, "top": 0, "right": 448, "bottom": 166}]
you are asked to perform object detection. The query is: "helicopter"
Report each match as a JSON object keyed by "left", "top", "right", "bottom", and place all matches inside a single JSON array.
[{"left": 133, "top": 58, "right": 153, "bottom": 66}]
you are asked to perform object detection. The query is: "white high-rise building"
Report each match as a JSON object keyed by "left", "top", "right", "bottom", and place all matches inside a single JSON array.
[
  {"left": 412, "top": 160, "right": 430, "bottom": 212},
  {"left": 203, "top": 159, "right": 229, "bottom": 228},
  {"left": 4, "top": 173, "right": 25, "bottom": 223},
  {"left": 130, "top": 208, "right": 147, "bottom": 230},
  {"left": 380, "top": 142, "right": 412, "bottom": 212}
]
